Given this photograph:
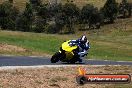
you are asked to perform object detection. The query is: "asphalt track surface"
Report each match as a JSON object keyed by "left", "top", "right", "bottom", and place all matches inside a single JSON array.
[{"left": 0, "top": 56, "right": 132, "bottom": 66}]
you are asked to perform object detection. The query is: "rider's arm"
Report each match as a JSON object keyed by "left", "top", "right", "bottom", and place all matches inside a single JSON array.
[
  {"left": 69, "top": 40, "right": 79, "bottom": 46},
  {"left": 78, "top": 41, "right": 90, "bottom": 56},
  {"left": 78, "top": 50, "right": 87, "bottom": 56},
  {"left": 85, "top": 41, "right": 90, "bottom": 50}
]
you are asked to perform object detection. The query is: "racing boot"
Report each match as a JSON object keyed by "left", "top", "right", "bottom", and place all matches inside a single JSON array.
[{"left": 74, "top": 54, "right": 82, "bottom": 63}]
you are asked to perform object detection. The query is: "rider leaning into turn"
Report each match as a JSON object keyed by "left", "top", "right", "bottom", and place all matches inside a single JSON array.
[{"left": 69, "top": 35, "right": 90, "bottom": 62}]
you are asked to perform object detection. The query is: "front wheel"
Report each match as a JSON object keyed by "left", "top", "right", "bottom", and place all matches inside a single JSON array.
[{"left": 51, "top": 52, "right": 61, "bottom": 63}]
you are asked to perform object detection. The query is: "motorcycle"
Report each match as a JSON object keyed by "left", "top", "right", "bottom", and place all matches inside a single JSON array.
[{"left": 51, "top": 40, "right": 87, "bottom": 63}]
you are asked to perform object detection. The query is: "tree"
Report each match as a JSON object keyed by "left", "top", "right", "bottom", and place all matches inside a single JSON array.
[
  {"left": 55, "top": 13, "right": 66, "bottom": 33},
  {"left": 62, "top": 3, "right": 80, "bottom": 33},
  {"left": 101, "top": 0, "right": 118, "bottom": 23},
  {"left": 9, "top": 0, "right": 13, "bottom": 3},
  {"left": 29, "top": 0, "right": 42, "bottom": 11},
  {"left": 0, "top": 1, "right": 19, "bottom": 30},
  {"left": 80, "top": 4, "right": 95, "bottom": 24},
  {"left": 33, "top": 4, "right": 50, "bottom": 33},
  {"left": 34, "top": 18, "right": 46, "bottom": 33},
  {"left": 80, "top": 4, "right": 102, "bottom": 29},
  {"left": 89, "top": 9, "right": 102, "bottom": 29},
  {"left": 29, "top": 0, "right": 42, "bottom": 6},
  {"left": 119, "top": 0, "right": 132, "bottom": 18},
  {"left": 24, "top": 3, "right": 33, "bottom": 19},
  {"left": 15, "top": 3, "right": 34, "bottom": 32},
  {"left": 48, "top": 3, "right": 63, "bottom": 17},
  {"left": 37, "top": 4, "right": 49, "bottom": 21}
]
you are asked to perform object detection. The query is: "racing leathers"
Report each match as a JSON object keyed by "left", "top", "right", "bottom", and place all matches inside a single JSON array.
[{"left": 69, "top": 39, "right": 90, "bottom": 57}]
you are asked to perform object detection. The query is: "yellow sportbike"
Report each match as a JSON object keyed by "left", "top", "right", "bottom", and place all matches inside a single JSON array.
[{"left": 51, "top": 40, "right": 81, "bottom": 63}]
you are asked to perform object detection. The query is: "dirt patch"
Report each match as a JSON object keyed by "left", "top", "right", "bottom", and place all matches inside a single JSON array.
[
  {"left": 0, "top": 43, "right": 28, "bottom": 52},
  {"left": 0, "top": 66, "right": 131, "bottom": 88},
  {"left": 0, "top": 43, "right": 51, "bottom": 57}
]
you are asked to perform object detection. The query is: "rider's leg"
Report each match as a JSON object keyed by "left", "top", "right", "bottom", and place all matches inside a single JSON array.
[{"left": 73, "top": 49, "right": 82, "bottom": 62}]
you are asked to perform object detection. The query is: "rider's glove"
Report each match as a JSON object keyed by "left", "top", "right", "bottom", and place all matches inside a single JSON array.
[{"left": 69, "top": 42, "right": 76, "bottom": 47}]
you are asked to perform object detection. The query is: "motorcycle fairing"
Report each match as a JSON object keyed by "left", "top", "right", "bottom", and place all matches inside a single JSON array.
[{"left": 62, "top": 40, "right": 78, "bottom": 53}]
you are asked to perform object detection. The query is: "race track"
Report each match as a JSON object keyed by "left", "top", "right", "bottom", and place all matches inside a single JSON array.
[{"left": 0, "top": 56, "right": 132, "bottom": 66}]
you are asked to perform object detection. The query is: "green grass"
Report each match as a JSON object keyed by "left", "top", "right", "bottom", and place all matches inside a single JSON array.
[
  {"left": 0, "top": 28, "right": 132, "bottom": 61},
  {"left": 0, "top": 0, "right": 132, "bottom": 61},
  {"left": 89, "top": 38, "right": 132, "bottom": 61},
  {"left": 0, "top": 31, "right": 63, "bottom": 54}
]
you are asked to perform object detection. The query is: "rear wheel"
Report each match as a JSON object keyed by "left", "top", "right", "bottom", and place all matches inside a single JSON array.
[{"left": 51, "top": 52, "right": 61, "bottom": 63}]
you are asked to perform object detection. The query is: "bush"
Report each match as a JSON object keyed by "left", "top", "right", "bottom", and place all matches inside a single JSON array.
[
  {"left": 0, "top": 17, "right": 9, "bottom": 29},
  {"left": 37, "top": 4, "right": 49, "bottom": 20},
  {"left": 15, "top": 3, "right": 33, "bottom": 32},
  {"left": 34, "top": 18, "right": 46, "bottom": 33},
  {"left": 101, "top": 0, "right": 118, "bottom": 23},
  {"left": 0, "top": 1, "right": 19, "bottom": 30},
  {"left": 9, "top": 0, "right": 13, "bottom": 3},
  {"left": 48, "top": 3, "right": 63, "bottom": 17},
  {"left": 81, "top": 4, "right": 95, "bottom": 23},
  {"left": 29, "top": 0, "right": 42, "bottom": 6},
  {"left": 46, "top": 24, "right": 57, "bottom": 34},
  {"left": 55, "top": 13, "right": 66, "bottom": 33},
  {"left": 15, "top": 14, "right": 31, "bottom": 32},
  {"left": 89, "top": 11, "right": 102, "bottom": 29},
  {"left": 119, "top": 0, "right": 132, "bottom": 18},
  {"left": 80, "top": 4, "right": 102, "bottom": 29},
  {"left": 62, "top": 3, "right": 80, "bottom": 33}
]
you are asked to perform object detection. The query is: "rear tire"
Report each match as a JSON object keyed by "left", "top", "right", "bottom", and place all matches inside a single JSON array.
[{"left": 51, "top": 52, "right": 61, "bottom": 63}]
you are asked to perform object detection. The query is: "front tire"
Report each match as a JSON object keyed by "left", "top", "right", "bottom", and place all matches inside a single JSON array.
[{"left": 51, "top": 52, "right": 61, "bottom": 63}]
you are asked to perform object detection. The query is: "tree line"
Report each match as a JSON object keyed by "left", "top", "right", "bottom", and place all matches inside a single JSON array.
[{"left": 0, "top": 0, "right": 131, "bottom": 34}]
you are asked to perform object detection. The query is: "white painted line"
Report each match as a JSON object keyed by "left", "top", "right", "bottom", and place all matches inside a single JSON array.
[
  {"left": 28, "top": 56, "right": 45, "bottom": 58},
  {"left": 0, "top": 54, "right": 14, "bottom": 57},
  {"left": 0, "top": 65, "right": 86, "bottom": 70},
  {"left": 0, "top": 65, "right": 129, "bottom": 70},
  {"left": 87, "top": 59, "right": 132, "bottom": 62},
  {"left": 0, "top": 55, "right": 51, "bottom": 58}
]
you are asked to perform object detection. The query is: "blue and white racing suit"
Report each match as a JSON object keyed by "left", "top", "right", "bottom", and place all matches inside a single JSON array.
[{"left": 69, "top": 39, "right": 90, "bottom": 57}]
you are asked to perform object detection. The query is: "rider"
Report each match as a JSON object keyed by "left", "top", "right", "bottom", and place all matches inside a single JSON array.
[{"left": 69, "top": 35, "right": 90, "bottom": 62}]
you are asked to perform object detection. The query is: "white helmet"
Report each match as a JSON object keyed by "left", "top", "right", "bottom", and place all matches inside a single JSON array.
[{"left": 80, "top": 35, "right": 87, "bottom": 44}]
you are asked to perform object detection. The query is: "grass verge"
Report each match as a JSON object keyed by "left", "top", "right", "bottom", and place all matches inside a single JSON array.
[{"left": 0, "top": 25, "right": 132, "bottom": 61}]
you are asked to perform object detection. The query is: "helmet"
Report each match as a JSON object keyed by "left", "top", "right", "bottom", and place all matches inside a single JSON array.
[{"left": 80, "top": 35, "right": 87, "bottom": 44}]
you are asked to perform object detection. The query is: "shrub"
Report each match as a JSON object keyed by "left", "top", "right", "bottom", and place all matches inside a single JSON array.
[
  {"left": 0, "top": 1, "right": 19, "bottom": 30},
  {"left": 62, "top": 3, "right": 80, "bottom": 33},
  {"left": 80, "top": 4, "right": 102, "bottom": 29},
  {"left": 15, "top": 3, "right": 33, "bottom": 32},
  {"left": 29, "top": 0, "right": 42, "bottom": 6},
  {"left": 119, "top": 0, "right": 132, "bottom": 18},
  {"left": 46, "top": 24, "right": 57, "bottom": 34},
  {"left": 34, "top": 18, "right": 46, "bottom": 33},
  {"left": 101, "top": 0, "right": 118, "bottom": 23}
]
